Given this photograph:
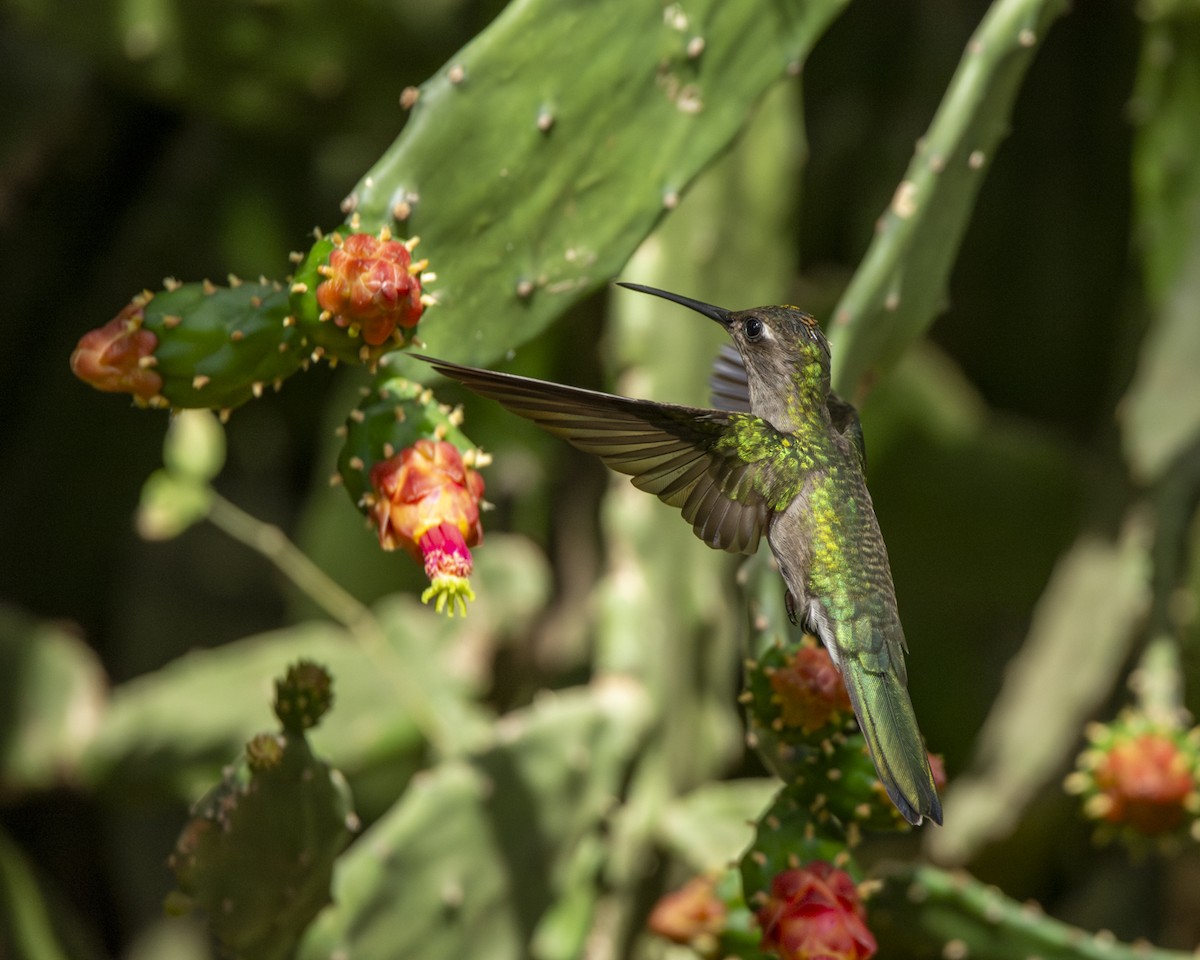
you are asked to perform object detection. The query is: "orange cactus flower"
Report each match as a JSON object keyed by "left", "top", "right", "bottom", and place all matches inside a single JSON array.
[
  {"left": 647, "top": 875, "right": 727, "bottom": 947},
  {"left": 1091, "top": 731, "right": 1197, "bottom": 836},
  {"left": 316, "top": 232, "right": 427, "bottom": 346},
  {"left": 1067, "top": 712, "right": 1200, "bottom": 842},
  {"left": 368, "top": 439, "right": 485, "bottom": 616},
  {"left": 70, "top": 301, "right": 163, "bottom": 403},
  {"left": 757, "top": 862, "right": 877, "bottom": 960},
  {"left": 769, "top": 646, "right": 855, "bottom": 734}
]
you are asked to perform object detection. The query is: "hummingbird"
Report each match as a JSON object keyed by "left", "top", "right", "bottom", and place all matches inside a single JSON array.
[{"left": 418, "top": 283, "right": 942, "bottom": 826}]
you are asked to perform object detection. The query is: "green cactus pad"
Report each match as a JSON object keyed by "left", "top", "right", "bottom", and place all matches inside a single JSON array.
[
  {"left": 343, "top": 0, "right": 847, "bottom": 368},
  {"left": 140, "top": 279, "right": 305, "bottom": 411},
  {"left": 871, "top": 863, "right": 1199, "bottom": 960},
  {"left": 738, "top": 784, "right": 864, "bottom": 909},
  {"left": 168, "top": 729, "right": 357, "bottom": 960},
  {"left": 298, "top": 680, "right": 651, "bottom": 960}
]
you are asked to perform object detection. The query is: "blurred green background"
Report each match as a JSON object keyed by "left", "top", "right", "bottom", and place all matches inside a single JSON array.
[{"left": 3, "top": 0, "right": 1198, "bottom": 956}]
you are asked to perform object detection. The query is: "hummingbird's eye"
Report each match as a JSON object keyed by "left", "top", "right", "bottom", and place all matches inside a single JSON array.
[{"left": 743, "top": 316, "right": 764, "bottom": 341}]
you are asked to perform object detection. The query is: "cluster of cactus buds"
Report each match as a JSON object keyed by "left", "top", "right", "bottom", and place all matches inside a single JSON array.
[
  {"left": 69, "top": 223, "right": 478, "bottom": 612},
  {"left": 1065, "top": 709, "right": 1200, "bottom": 844}
]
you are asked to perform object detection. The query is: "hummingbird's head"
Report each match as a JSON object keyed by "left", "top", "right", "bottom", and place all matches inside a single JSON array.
[{"left": 617, "top": 283, "right": 831, "bottom": 426}]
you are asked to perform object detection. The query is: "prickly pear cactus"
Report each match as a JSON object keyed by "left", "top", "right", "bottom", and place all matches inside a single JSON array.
[{"left": 167, "top": 661, "right": 357, "bottom": 960}]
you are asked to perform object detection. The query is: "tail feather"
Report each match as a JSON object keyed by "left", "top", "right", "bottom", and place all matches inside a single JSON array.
[{"left": 841, "top": 660, "right": 942, "bottom": 826}]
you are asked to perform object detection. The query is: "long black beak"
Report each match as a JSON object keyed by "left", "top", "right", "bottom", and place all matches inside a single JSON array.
[{"left": 616, "top": 282, "right": 733, "bottom": 328}]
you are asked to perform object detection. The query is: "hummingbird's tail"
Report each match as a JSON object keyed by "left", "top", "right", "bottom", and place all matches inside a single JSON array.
[{"left": 840, "top": 660, "right": 943, "bottom": 826}]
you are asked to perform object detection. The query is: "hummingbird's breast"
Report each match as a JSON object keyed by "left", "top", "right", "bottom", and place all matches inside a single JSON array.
[{"left": 769, "top": 452, "right": 903, "bottom": 662}]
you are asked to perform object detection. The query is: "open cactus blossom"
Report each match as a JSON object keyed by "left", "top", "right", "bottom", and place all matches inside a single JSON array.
[
  {"left": 316, "top": 230, "right": 432, "bottom": 346},
  {"left": 368, "top": 438, "right": 485, "bottom": 616},
  {"left": 70, "top": 300, "right": 164, "bottom": 404},
  {"left": 756, "top": 862, "right": 877, "bottom": 960}
]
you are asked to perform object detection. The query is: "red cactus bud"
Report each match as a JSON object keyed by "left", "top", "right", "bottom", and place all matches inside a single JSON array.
[
  {"left": 769, "top": 646, "right": 854, "bottom": 733},
  {"left": 70, "top": 301, "right": 164, "bottom": 402},
  {"left": 647, "top": 875, "right": 726, "bottom": 946},
  {"left": 757, "top": 862, "right": 877, "bottom": 960},
  {"left": 368, "top": 439, "right": 485, "bottom": 615},
  {"left": 316, "top": 231, "right": 426, "bottom": 346}
]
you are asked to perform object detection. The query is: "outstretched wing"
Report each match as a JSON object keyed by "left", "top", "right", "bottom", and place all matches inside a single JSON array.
[{"left": 420, "top": 356, "right": 792, "bottom": 555}]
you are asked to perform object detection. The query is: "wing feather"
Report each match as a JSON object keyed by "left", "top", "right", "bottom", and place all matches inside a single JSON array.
[{"left": 419, "top": 356, "right": 800, "bottom": 555}]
